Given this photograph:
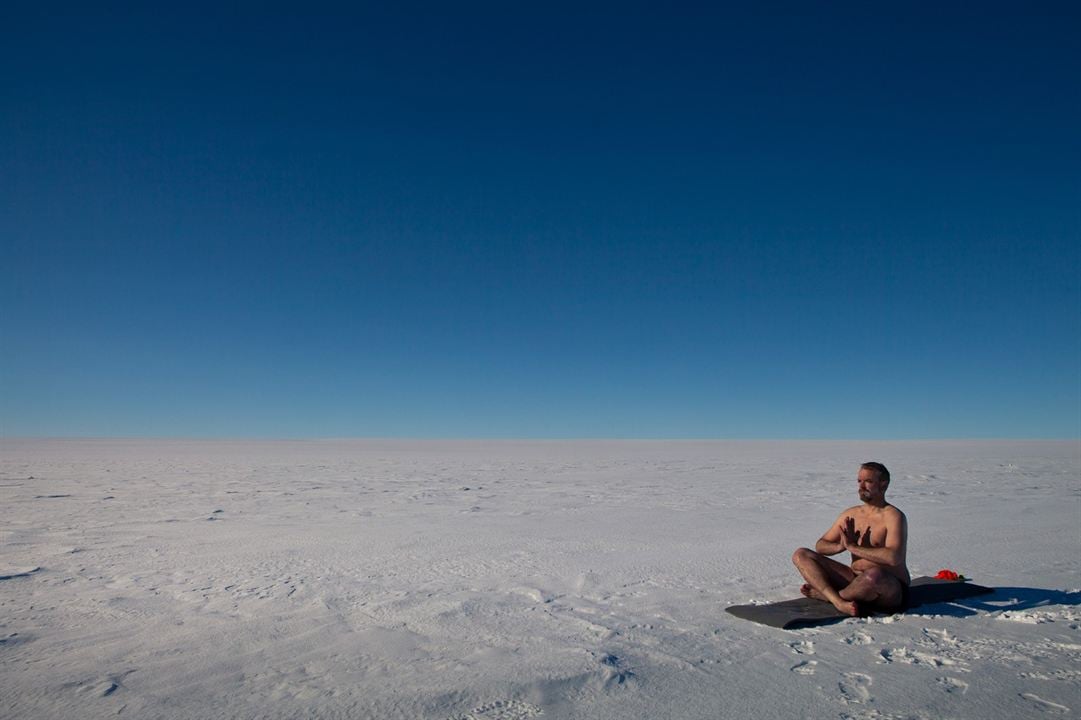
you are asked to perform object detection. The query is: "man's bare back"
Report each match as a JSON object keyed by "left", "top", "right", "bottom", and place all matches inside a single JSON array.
[{"left": 792, "top": 463, "right": 911, "bottom": 616}]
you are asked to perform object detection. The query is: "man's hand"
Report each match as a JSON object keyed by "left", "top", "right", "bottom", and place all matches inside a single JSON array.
[
  {"left": 838, "top": 517, "right": 853, "bottom": 548},
  {"left": 838, "top": 517, "right": 869, "bottom": 550},
  {"left": 816, "top": 512, "right": 875, "bottom": 557}
]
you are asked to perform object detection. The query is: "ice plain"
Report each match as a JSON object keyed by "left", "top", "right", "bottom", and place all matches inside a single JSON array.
[{"left": 1, "top": 438, "right": 1079, "bottom": 719}]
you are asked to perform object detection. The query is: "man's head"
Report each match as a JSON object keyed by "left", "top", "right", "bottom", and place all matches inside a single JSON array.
[{"left": 857, "top": 462, "right": 890, "bottom": 504}]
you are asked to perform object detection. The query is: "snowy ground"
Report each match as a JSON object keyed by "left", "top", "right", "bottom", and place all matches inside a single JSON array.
[{"left": 1, "top": 439, "right": 1078, "bottom": 719}]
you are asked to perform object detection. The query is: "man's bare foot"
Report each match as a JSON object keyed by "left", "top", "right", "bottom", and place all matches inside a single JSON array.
[
  {"left": 829, "top": 598, "right": 861, "bottom": 616},
  {"left": 800, "top": 583, "right": 859, "bottom": 615}
]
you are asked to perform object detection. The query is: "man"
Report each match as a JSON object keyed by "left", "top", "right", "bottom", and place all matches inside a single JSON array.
[{"left": 792, "top": 462, "right": 910, "bottom": 616}]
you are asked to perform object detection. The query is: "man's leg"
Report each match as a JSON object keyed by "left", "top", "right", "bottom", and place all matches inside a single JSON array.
[
  {"left": 791, "top": 548, "right": 860, "bottom": 616},
  {"left": 838, "top": 567, "right": 905, "bottom": 611}
]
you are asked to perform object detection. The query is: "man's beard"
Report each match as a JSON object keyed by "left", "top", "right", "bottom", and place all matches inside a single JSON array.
[{"left": 859, "top": 490, "right": 871, "bottom": 500}]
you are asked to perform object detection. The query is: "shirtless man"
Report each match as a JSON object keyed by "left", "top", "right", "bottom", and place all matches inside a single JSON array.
[{"left": 792, "top": 462, "right": 910, "bottom": 616}]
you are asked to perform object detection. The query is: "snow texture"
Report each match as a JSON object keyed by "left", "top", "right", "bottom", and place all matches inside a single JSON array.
[{"left": 1, "top": 439, "right": 1078, "bottom": 719}]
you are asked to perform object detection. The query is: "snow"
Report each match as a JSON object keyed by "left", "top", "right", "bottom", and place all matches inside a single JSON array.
[{"left": 1, "top": 439, "right": 1078, "bottom": 719}]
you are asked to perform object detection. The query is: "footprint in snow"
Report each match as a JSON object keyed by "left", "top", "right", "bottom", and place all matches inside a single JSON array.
[
  {"left": 838, "top": 672, "right": 873, "bottom": 704},
  {"left": 936, "top": 676, "right": 968, "bottom": 695},
  {"left": 843, "top": 631, "right": 874, "bottom": 646},
  {"left": 788, "top": 639, "right": 815, "bottom": 655},
  {"left": 599, "top": 653, "right": 635, "bottom": 686},
  {"left": 448, "top": 699, "right": 542, "bottom": 719}
]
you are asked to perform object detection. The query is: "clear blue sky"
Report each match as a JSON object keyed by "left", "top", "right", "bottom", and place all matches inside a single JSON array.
[{"left": 2, "top": 3, "right": 1079, "bottom": 438}]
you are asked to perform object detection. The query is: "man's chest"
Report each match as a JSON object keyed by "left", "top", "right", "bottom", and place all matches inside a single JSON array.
[{"left": 849, "top": 514, "right": 890, "bottom": 546}]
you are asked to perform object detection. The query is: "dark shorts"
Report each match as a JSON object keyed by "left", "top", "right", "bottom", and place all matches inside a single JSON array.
[
  {"left": 871, "top": 579, "right": 910, "bottom": 613},
  {"left": 886, "top": 582, "right": 910, "bottom": 612}
]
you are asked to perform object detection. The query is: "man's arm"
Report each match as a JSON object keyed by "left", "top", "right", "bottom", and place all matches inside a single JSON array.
[
  {"left": 845, "top": 510, "right": 907, "bottom": 567},
  {"left": 814, "top": 512, "right": 847, "bottom": 556}
]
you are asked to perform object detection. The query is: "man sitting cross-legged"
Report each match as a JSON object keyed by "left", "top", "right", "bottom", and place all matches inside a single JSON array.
[{"left": 792, "top": 462, "right": 911, "bottom": 617}]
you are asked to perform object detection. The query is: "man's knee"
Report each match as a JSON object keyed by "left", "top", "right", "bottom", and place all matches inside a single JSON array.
[
  {"left": 853, "top": 567, "right": 896, "bottom": 596},
  {"left": 860, "top": 566, "right": 885, "bottom": 584},
  {"left": 792, "top": 547, "right": 815, "bottom": 567}
]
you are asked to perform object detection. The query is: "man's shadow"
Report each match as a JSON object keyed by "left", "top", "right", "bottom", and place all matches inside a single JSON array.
[{"left": 908, "top": 587, "right": 1081, "bottom": 619}]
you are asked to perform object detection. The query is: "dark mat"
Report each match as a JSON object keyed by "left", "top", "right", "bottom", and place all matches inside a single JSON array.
[{"left": 725, "top": 576, "right": 995, "bottom": 629}]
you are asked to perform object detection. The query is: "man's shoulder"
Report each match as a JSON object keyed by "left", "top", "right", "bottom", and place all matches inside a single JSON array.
[
  {"left": 883, "top": 503, "right": 907, "bottom": 520},
  {"left": 845, "top": 503, "right": 906, "bottom": 519}
]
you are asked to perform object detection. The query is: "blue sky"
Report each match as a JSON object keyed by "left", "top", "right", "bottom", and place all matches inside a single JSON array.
[{"left": 2, "top": 3, "right": 1079, "bottom": 438}]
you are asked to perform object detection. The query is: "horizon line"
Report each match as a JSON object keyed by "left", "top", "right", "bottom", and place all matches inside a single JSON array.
[{"left": 2, "top": 435, "right": 1078, "bottom": 443}]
